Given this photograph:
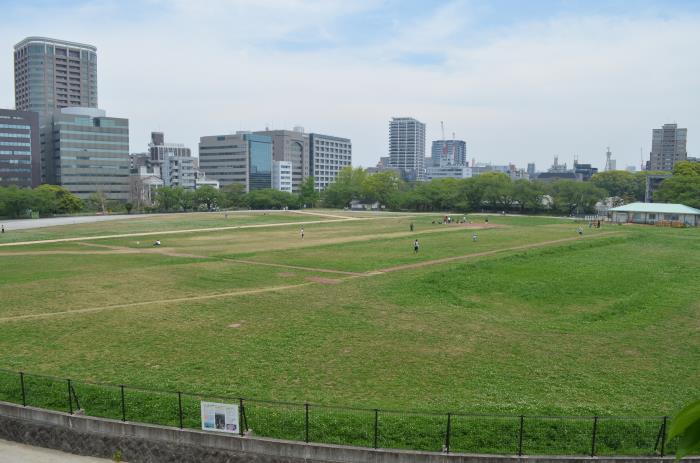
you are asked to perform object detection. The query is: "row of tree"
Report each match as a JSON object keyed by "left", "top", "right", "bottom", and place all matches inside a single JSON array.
[
  {"left": 654, "top": 161, "right": 700, "bottom": 208},
  {"left": 3, "top": 162, "right": 697, "bottom": 218},
  {"left": 322, "top": 168, "right": 609, "bottom": 214},
  {"left": 149, "top": 177, "right": 320, "bottom": 212},
  {"left": 321, "top": 163, "right": 700, "bottom": 214},
  {"left": 0, "top": 184, "right": 84, "bottom": 218}
]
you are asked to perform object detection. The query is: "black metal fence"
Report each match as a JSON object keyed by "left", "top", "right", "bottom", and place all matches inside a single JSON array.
[{"left": 0, "top": 368, "right": 676, "bottom": 456}]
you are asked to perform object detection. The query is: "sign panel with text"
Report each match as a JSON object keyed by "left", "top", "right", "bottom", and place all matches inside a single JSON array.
[{"left": 200, "top": 401, "right": 239, "bottom": 434}]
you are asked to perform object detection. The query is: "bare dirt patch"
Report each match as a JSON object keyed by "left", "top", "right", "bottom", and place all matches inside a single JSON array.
[{"left": 305, "top": 276, "right": 342, "bottom": 284}]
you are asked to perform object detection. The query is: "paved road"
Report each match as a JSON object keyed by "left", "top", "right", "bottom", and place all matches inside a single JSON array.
[
  {"left": 0, "top": 214, "right": 152, "bottom": 231},
  {"left": 0, "top": 439, "right": 109, "bottom": 462}
]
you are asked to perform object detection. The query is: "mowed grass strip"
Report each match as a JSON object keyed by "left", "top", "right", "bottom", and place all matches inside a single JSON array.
[
  {"left": 222, "top": 223, "right": 614, "bottom": 272},
  {"left": 0, "top": 252, "right": 337, "bottom": 319}
]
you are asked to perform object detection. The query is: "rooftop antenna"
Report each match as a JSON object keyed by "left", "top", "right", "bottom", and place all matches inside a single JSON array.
[{"left": 440, "top": 121, "right": 447, "bottom": 164}]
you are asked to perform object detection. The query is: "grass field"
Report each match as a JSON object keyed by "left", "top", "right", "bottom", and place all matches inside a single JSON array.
[{"left": 0, "top": 210, "right": 698, "bottom": 455}]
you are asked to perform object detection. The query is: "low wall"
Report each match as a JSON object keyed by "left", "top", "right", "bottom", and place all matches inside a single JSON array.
[{"left": 0, "top": 401, "right": 695, "bottom": 463}]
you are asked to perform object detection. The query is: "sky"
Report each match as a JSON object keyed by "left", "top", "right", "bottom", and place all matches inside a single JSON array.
[{"left": 1, "top": 0, "right": 699, "bottom": 170}]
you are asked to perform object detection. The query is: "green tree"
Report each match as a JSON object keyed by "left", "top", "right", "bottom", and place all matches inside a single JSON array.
[
  {"left": 475, "top": 173, "right": 515, "bottom": 211},
  {"left": 547, "top": 180, "right": 606, "bottom": 215},
  {"left": 655, "top": 170, "right": 700, "bottom": 208},
  {"left": 0, "top": 186, "right": 34, "bottom": 218},
  {"left": 34, "top": 184, "right": 83, "bottom": 215},
  {"left": 299, "top": 176, "right": 319, "bottom": 208},
  {"left": 194, "top": 185, "right": 221, "bottom": 211},
  {"left": 362, "top": 171, "right": 403, "bottom": 208},
  {"left": 669, "top": 400, "right": 700, "bottom": 460},
  {"left": 220, "top": 183, "right": 247, "bottom": 209},
  {"left": 512, "top": 179, "right": 545, "bottom": 212},
  {"left": 153, "top": 187, "right": 180, "bottom": 212},
  {"left": 591, "top": 171, "right": 645, "bottom": 203},
  {"left": 246, "top": 189, "right": 299, "bottom": 209},
  {"left": 178, "top": 188, "right": 195, "bottom": 212},
  {"left": 322, "top": 167, "right": 367, "bottom": 208},
  {"left": 88, "top": 191, "right": 108, "bottom": 214},
  {"left": 672, "top": 160, "right": 700, "bottom": 177}
]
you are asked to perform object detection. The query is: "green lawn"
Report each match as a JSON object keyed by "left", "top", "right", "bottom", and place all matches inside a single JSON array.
[
  {"left": 0, "top": 212, "right": 697, "bottom": 456},
  {"left": 0, "top": 210, "right": 336, "bottom": 244}
]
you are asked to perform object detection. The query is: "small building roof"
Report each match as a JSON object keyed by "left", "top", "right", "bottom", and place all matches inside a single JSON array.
[{"left": 610, "top": 202, "right": 700, "bottom": 215}]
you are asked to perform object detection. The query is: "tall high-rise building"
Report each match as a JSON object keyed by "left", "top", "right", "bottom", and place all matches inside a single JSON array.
[
  {"left": 14, "top": 37, "right": 98, "bottom": 120},
  {"left": 649, "top": 123, "right": 687, "bottom": 171},
  {"left": 527, "top": 163, "right": 536, "bottom": 176},
  {"left": 254, "top": 129, "right": 310, "bottom": 192},
  {"left": 0, "top": 109, "right": 40, "bottom": 187},
  {"left": 309, "top": 133, "right": 352, "bottom": 191},
  {"left": 41, "top": 107, "right": 129, "bottom": 200},
  {"left": 430, "top": 139, "right": 466, "bottom": 167},
  {"left": 389, "top": 117, "right": 425, "bottom": 181}
]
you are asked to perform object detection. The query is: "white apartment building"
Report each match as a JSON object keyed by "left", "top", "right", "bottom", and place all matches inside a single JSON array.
[
  {"left": 389, "top": 117, "right": 426, "bottom": 181},
  {"left": 309, "top": 133, "right": 352, "bottom": 191},
  {"left": 273, "top": 161, "right": 293, "bottom": 193}
]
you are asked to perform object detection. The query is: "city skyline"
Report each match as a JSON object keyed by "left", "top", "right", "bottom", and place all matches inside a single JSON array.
[{"left": 1, "top": 1, "right": 699, "bottom": 170}]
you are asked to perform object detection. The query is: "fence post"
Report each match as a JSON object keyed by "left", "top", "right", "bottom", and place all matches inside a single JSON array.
[
  {"left": 238, "top": 398, "right": 244, "bottom": 436},
  {"left": 518, "top": 415, "right": 524, "bottom": 456},
  {"left": 591, "top": 416, "right": 598, "bottom": 457},
  {"left": 120, "top": 385, "right": 126, "bottom": 422},
  {"left": 444, "top": 413, "right": 452, "bottom": 454},
  {"left": 661, "top": 416, "right": 668, "bottom": 457},
  {"left": 177, "top": 392, "right": 183, "bottom": 429},
  {"left": 19, "top": 372, "right": 26, "bottom": 407},
  {"left": 305, "top": 403, "right": 310, "bottom": 443},
  {"left": 66, "top": 379, "right": 73, "bottom": 414},
  {"left": 374, "top": 409, "right": 379, "bottom": 449}
]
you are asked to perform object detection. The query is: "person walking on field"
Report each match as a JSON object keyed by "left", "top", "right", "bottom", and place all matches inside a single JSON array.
[
  {"left": 300, "top": 227, "right": 305, "bottom": 239},
  {"left": 410, "top": 222, "right": 414, "bottom": 232},
  {"left": 413, "top": 239, "right": 420, "bottom": 253},
  {"left": 1, "top": 225, "right": 4, "bottom": 234},
  {"left": 472, "top": 232, "right": 478, "bottom": 242},
  {"left": 577, "top": 226, "right": 583, "bottom": 238}
]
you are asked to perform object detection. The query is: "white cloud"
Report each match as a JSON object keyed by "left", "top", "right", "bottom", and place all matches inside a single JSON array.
[{"left": 0, "top": 1, "right": 697, "bottom": 170}]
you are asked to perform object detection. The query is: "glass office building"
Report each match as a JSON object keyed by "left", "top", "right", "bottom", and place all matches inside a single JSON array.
[
  {"left": 199, "top": 133, "right": 273, "bottom": 191},
  {"left": 248, "top": 134, "right": 273, "bottom": 191},
  {"left": 42, "top": 107, "right": 130, "bottom": 200},
  {"left": 0, "top": 109, "right": 40, "bottom": 187}
]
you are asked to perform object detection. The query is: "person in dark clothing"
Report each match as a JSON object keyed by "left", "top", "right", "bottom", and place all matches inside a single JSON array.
[{"left": 413, "top": 239, "right": 420, "bottom": 253}]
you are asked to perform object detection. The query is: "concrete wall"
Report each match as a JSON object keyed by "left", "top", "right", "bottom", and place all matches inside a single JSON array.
[{"left": 0, "top": 401, "right": 696, "bottom": 463}]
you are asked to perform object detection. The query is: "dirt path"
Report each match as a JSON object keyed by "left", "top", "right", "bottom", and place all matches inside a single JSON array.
[
  {"left": 223, "top": 258, "right": 365, "bottom": 276},
  {"left": 0, "top": 283, "right": 313, "bottom": 323},
  {"left": 290, "top": 210, "right": 363, "bottom": 220}
]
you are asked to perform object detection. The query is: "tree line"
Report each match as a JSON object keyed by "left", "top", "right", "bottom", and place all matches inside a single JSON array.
[
  {"left": 0, "top": 184, "right": 83, "bottom": 218},
  {"left": 321, "top": 163, "right": 700, "bottom": 214},
  {"left": 2, "top": 162, "right": 697, "bottom": 218}
]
